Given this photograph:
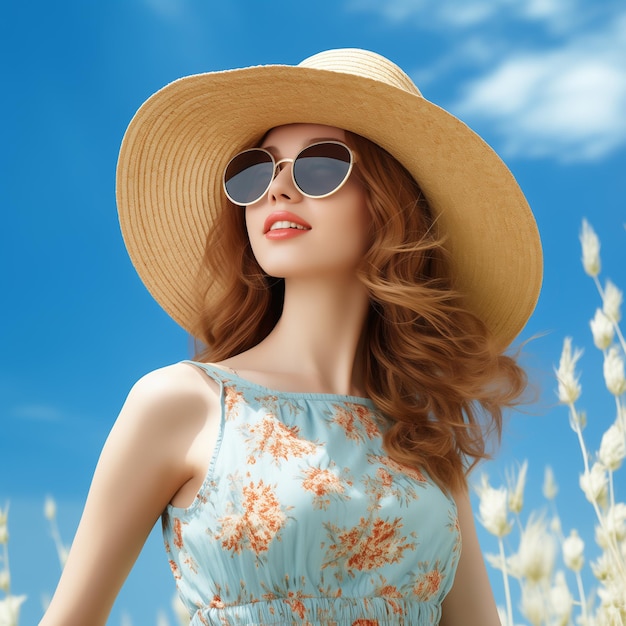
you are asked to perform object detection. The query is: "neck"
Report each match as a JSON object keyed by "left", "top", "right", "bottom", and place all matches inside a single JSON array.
[{"left": 237, "top": 276, "right": 370, "bottom": 396}]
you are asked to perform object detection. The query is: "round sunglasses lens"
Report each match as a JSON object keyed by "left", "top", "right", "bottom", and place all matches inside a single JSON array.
[
  {"left": 293, "top": 143, "right": 351, "bottom": 197},
  {"left": 224, "top": 150, "right": 274, "bottom": 205}
]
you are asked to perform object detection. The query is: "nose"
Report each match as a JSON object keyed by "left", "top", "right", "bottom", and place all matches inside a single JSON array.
[{"left": 268, "top": 158, "right": 302, "bottom": 203}]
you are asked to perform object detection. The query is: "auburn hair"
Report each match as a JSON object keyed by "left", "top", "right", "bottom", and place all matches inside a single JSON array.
[{"left": 193, "top": 130, "right": 527, "bottom": 493}]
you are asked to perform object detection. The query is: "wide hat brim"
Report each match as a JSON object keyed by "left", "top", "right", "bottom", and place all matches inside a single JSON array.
[{"left": 117, "top": 49, "right": 542, "bottom": 350}]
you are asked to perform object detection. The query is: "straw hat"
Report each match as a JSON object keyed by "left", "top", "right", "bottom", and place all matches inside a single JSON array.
[{"left": 116, "top": 48, "right": 542, "bottom": 349}]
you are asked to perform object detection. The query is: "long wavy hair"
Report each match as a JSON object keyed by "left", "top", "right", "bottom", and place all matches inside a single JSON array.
[{"left": 193, "top": 129, "right": 527, "bottom": 492}]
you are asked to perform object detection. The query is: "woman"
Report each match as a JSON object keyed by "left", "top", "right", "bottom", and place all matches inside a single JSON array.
[{"left": 40, "top": 49, "right": 542, "bottom": 625}]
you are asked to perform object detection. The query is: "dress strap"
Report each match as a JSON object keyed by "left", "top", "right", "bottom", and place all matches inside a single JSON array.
[{"left": 182, "top": 360, "right": 238, "bottom": 386}]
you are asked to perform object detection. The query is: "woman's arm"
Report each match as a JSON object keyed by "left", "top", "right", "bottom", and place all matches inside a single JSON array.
[
  {"left": 39, "top": 363, "right": 220, "bottom": 626},
  {"left": 440, "top": 487, "right": 501, "bottom": 626}
]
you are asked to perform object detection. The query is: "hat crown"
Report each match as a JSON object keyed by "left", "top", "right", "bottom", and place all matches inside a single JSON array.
[{"left": 298, "top": 48, "right": 422, "bottom": 98}]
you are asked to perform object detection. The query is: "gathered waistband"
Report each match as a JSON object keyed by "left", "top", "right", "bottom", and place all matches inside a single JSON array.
[{"left": 189, "top": 595, "right": 440, "bottom": 625}]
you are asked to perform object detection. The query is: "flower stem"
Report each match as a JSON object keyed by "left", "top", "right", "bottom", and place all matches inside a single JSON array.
[
  {"left": 498, "top": 537, "right": 513, "bottom": 626},
  {"left": 575, "top": 570, "right": 587, "bottom": 624},
  {"left": 571, "top": 404, "right": 626, "bottom": 583}
]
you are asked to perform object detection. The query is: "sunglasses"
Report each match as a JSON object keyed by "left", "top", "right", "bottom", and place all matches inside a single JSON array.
[{"left": 223, "top": 140, "right": 355, "bottom": 206}]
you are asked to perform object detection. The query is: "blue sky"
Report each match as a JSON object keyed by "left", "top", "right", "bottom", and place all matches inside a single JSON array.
[{"left": 1, "top": 1, "right": 624, "bottom": 624}]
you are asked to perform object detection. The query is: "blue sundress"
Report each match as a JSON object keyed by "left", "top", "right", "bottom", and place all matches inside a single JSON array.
[{"left": 161, "top": 361, "right": 461, "bottom": 625}]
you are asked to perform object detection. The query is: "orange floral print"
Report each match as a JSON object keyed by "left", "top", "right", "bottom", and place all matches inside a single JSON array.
[
  {"left": 372, "top": 578, "right": 405, "bottom": 615},
  {"left": 256, "top": 394, "right": 304, "bottom": 417},
  {"left": 302, "top": 467, "right": 351, "bottom": 510},
  {"left": 209, "top": 594, "right": 225, "bottom": 609},
  {"left": 183, "top": 554, "right": 199, "bottom": 574},
  {"left": 413, "top": 566, "right": 443, "bottom": 601},
  {"left": 448, "top": 508, "right": 462, "bottom": 555},
  {"left": 373, "top": 455, "right": 427, "bottom": 483},
  {"left": 352, "top": 620, "right": 379, "bottom": 625},
  {"left": 224, "top": 387, "right": 245, "bottom": 420},
  {"left": 173, "top": 517, "right": 184, "bottom": 550},
  {"left": 325, "top": 516, "right": 416, "bottom": 572},
  {"left": 283, "top": 591, "right": 308, "bottom": 619},
  {"left": 376, "top": 467, "right": 394, "bottom": 488},
  {"left": 216, "top": 478, "right": 287, "bottom": 555},
  {"left": 245, "top": 414, "right": 318, "bottom": 465},
  {"left": 331, "top": 403, "right": 381, "bottom": 442}
]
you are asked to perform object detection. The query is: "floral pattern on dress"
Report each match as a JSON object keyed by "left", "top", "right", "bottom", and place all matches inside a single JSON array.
[
  {"left": 327, "top": 402, "right": 382, "bottom": 443},
  {"left": 224, "top": 387, "right": 245, "bottom": 421},
  {"left": 373, "top": 454, "right": 427, "bottom": 483},
  {"left": 372, "top": 577, "right": 405, "bottom": 616},
  {"left": 322, "top": 515, "right": 417, "bottom": 578},
  {"left": 255, "top": 393, "right": 306, "bottom": 418},
  {"left": 214, "top": 471, "right": 292, "bottom": 560},
  {"left": 300, "top": 464, "right": 353, "bottom": 510},
  {"left": 412, "top": 561, "right": 445, "bottom": 602},
  {"left": 261, "top": 575, "right": 316, "bottom": 621},
  {"left": 163, "top": 363, "right": 461, "bottom": 625},
  {"left": 362, "top": 454, "right": 428, "bottom": 507},
  {"left": 241, "top": 413, "right": 319, "bottom": 465}
]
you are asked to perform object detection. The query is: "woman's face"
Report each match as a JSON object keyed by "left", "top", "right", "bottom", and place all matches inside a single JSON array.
[{"left": 244, "top": 124, "right": 370, "bottom": 281}]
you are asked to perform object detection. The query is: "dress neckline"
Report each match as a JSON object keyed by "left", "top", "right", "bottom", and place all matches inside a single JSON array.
[{"left": 187, "top": 360, "right": 376, "bottom": 407}]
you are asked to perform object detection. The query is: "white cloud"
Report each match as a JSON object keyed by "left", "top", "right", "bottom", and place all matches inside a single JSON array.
[
  {"left": 348, "top": 0, "right": 584, "bottom": 30},
  {"left": 349, "top": 0, "right": 626, "bottom": 161},
  {"left": 452, "top": 15, "right": 626, "bottom": 162}
]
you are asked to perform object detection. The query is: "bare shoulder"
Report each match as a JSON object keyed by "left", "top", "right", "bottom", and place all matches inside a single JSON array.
[
  {"left": 120, "top": 361, "right": 220, "bottom": 427},
  {"left": 106, "top": 362, "right": 223, "bottom": 479},
  {"left": 128, "top": 361, "right": 219, "bottom": 402}
]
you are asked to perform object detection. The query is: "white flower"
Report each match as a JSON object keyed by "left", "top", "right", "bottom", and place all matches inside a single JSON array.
[
  {"left": 595, "top": 603, "right": 626, "bottom": 626},
  {"left": 0, "top": 569, "right": 9, "bottom": 593},
  {"left": 543, "top": 466, "right": 558, "bottom": 501},
  {"left": 603, "top": 279, "right": 623, "bottom": 324},
  {"left": 579, "top": 462, "right": 608, "bottom": 505},
  {"left": 603, "top": 346, "right": 626, "bottom": 396},
  {"left": 590, "top": 308, "right": 615, "bottom": 350},
  {"left": 591, "top": 551, "right": 613, "bottom": 581},
  {"left": 549, "top": 570, "right": 573, "bottom": 626},
  {"left": 596, "top": 503, "right": 626, "bottom": 548},
  {"left": 0, "top": 595, "right": 27, "bottom": 626},
  {"left": 562, "top": 529, "right": 585, "bottom": 572},
  {"left": 599, "top": 422, "right": 626, "bottom": 471},
  {"left": 556, "top": 337, "right": 583, "bottom": 404},
  {"left": 0, "top": 505, "right": 8, "bottom": 545},
  {"left": 550, "top": 516, "right": 562, "bottom": 536},
  {"left": 484, "top": 552, "right": 504, "bottom": 571},
  {"left": 507, "top": 459, "right": 528, "bottom": 514},
  {"left": 508, "top": 514, "right": 555, "bottom": 584},
  {"left": 580, "top": 218, "right": 601, "bottom": 277},
  {"left": 520, "top": 584, "right": 546, "bottom": 626},
  {"left": 597, "top": 577, "right": 626, "bottom": 615},
  {"left": 44, "top": 496, "right": 57, "bottom": 522},
  {"left": 475, "top": 474, "right": 512, "bottom": 538}
]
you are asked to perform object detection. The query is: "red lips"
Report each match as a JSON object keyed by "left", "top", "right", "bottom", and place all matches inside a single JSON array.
[{"left": 263, "top": 211, "right": 312, "bottom": 234}]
